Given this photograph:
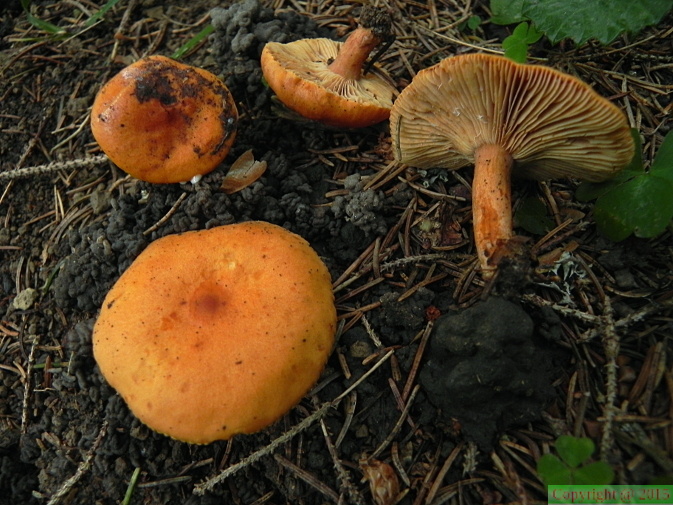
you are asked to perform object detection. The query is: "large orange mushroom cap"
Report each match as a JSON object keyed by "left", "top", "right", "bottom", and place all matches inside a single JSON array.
[
  {"left": 91, "top": 55, "right": 238, "bottom": 184},
  {"left": 92, "top": 222, "right": 337, "bottom": 444}
]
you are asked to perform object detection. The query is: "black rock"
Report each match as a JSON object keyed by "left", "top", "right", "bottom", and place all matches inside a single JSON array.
[{"left": 419, "top": 297, "right": 556, "bottom": 450}]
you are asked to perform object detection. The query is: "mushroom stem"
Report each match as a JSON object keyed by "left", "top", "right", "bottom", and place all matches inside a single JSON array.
[
  {"left": 328, "top": 27, "right": 382, "bottom": 81},
  {"left": 472, "top": 143, "right": 514, "bottom": 278}
]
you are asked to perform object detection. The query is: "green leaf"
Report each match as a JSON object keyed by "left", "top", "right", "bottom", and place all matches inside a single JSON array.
[
  {"left": 503, "top": 22, "right": 543, "bottom": 62},
  {"left": 84, "top": 0, "right": 122, "bottom": 28},
  {"left": 573, "top": 461, "right": 615, "bottom": 485},
  {"left": 171, "top": 24, "right": 215, "bottom": 60},
  {"left": 521, "top": 0, "right": 673, "bottom": 44},
  {"left": 555, "top": 436, "right": 595, "bottom": 468},
  {"left": 650, "top": 129, "right": 673, "bottom": 184},
  {"left": 459, "top": 15, "right": 482, "bottom": 33},
  {"left": 593, "top": 172, "right": 673, "bottom": 240},
  {"left": 514, "top": 196, "right": 554, "bottom": 234},
  {"left": 21, "top": 0, "right": 68, "bottom": 35},
  {"left": 502, "top": 35, "right": 528, "bottom": 63},
  {"left": 490, "top": 0, "right": 526, "bottom": 25},
  {"left": 623, "top": 127, "right": 645, "bottom": 173},
  {"left": 576, "top": 178, "right": 620, "bottom": 202},
  {"left": 121, "top": 467, "right": 142, "bottom": 505},
  {"left": 575, "top": 168, "right": 640, "bottom": 202},
  {"left": 467, "top": 15, "right": 482, "bottom": 30},
  {"left": 537, "top": 454, "right": 572, "bottom": 485},
  {"left": 521, "top": 22, "right": 543, "bottom": 43}
]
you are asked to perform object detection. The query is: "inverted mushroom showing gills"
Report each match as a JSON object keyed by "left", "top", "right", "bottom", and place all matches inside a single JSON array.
[
  {"left": 260, "top": 6, "right": 397, "bottom": 128},
  {"left": 91, "top": 55, "right": 238, "bottom": 184},
  {"left": 92, "top": 222, "right": 337, "bottom": 444},
  {"left": 390, "top": 53, "right": 634, "bottom": 277}
]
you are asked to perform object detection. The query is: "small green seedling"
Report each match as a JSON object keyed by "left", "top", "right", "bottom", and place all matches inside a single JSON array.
[
  {"left": 537, "top": 435, "right": 614, "bottom": 485},
  {"left": 502, "top": 22, "right": 543, "bottom": 63},
  {"left": 459, "top": 15, "right": 482, "bottom": 33},
  {"left": 20, "top": 0, "right": 121, "bottom": 41},
  {"left": 171, "top": 24, "right": 215, "bottom": 60},
  {"left": 490, "top": 0, "right": 672, "bottom": 45},
  {"left": 20, "top": 0, "right": 68, "bottom": 37},
  {"left": 121, "top": 467, "right": 141, "bottom": 505},
  {"left": 466, "top": 15, "right": 482, "bottom": 31},
  {"left": 576, "top": 129, "right": 673, "bottom": 241}
]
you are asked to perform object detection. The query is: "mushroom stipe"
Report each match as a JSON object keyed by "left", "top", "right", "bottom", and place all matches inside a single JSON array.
[{"left": 93, "top": 222, "right": 337, "bottom": 444}]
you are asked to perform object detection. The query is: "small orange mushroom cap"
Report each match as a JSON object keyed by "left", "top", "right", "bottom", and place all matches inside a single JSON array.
[
  {"left": 91, "top": 55, "right": 238, "bottom": 184},
  {"left": 261, "top": 39, "right": 397, "bottom": 128},
  {"left": 92, "top": 222, "right": 336, "bottom": 444},
  {"left": 261, "top": 7, "right": 397, "bottom": 128}
]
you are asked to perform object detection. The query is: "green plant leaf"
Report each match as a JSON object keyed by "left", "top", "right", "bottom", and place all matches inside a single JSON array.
[
  {"left": 593, "top": 172, "right": 673, "bottom": 240},
  {"left": 502, "top": 34, "right": 528, "bottom": 63},
  {"left": 21, "top": 0, "right": 68, "bottom": 35},
  {"left": 490, "top": 0, "right": 526, "bottom": 25},
  {"left": 171, "top": 24, "right": 215, "bottom": 60},
  {"left": 588, "top": 129, "right": 673, "bottom": 240},
  {"left": 467, "top": 15, "right": 482, "bottom": 30},
  {"left": 574, "top": 182, "right": 604, "bottom": 202},
  {"left": 555, "top": 435, "right": 595, "bottom": 468},
  {"left": 622, "top": 127, "right": 645, "bottom": 173},
  {"left": 650, "top": 129, "right": 673, "bottom": 184},
  {"left": 502, "top": 22, "right": 543, "bottom": 62},
  {"left": 573, "top": 461, "right": 615, "bottom": 485},
  {"left": 575, "top": 167, "right": 643, "bottom": 202},
  {"left": 459, "top": 15, "right": 482, "bottom": 32},
  {"left": 521, "top": 22, "right": 543, "bottom": 43},
  {"left": 537, "top": 454, "right": 572, "bottom": 485},
  {"left": 84, "top": 0, "right": 122, "bottom": 27},
  {"left": 514, "top": 196, "right": 554, "bottom": 234},
  {"left": 521, "top": 0, "right": 673, "bottom": 44}
]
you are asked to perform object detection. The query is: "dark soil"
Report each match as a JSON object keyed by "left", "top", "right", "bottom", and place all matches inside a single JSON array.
[
  {"left": 1, "top": 1, "right": 672, "bottom": 504},
  {"left": 420, "top": 297, "right": 559, "bottom": 452}
]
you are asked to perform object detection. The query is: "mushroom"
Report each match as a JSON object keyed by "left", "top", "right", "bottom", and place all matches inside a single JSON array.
[
  {"left": 92, "top": 222, "right": 336, "bottom": 444},
  {"left": 91, "top": 55, "right": 238, "bottom": 184},
  {"left": 390, "top": 53, "right": 634, "bottom": 277},
  {"left": 260, "top": 6, "right": 397, "bottom": 128}
]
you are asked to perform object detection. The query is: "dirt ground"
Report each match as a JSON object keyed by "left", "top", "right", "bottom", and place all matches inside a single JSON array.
[{"left": 1, "top": 1, "right": 672, "bottom": 504}]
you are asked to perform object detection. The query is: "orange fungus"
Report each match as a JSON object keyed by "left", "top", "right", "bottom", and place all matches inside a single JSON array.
[
  {"left": 92, "top": 222, "right": 337, "bottom": 444},
  {"left": 91, "top": 55, "right": 238, "bottom": 183}
]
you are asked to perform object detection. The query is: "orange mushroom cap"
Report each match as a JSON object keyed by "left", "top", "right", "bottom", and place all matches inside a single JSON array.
[
  {"left": 91, "top": 55, "right": 238, "bottom": 184},
  {"left": 92, "top": 222, "right": 336, "bottom": 444},
  {"left": 260, "top": 8, "right": 397, "bottom": 128}
]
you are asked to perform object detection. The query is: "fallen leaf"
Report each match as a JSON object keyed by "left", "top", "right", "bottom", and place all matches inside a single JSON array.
[
  {"left": 220, "top": 149, "right": 267, "bottom": 194},
  {"left": 360, "top": 458, "right": 400, "bottom": 505}
]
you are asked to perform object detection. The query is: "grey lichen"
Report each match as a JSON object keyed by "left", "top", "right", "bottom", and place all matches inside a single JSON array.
[{"left": 331, "top": 174, "right": 387, "bottom": 236}]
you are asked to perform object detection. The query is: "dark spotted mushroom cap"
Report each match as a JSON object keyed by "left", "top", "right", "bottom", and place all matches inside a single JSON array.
[{"left": 91, "top": 55, "right": 238, "bottom": 183}]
